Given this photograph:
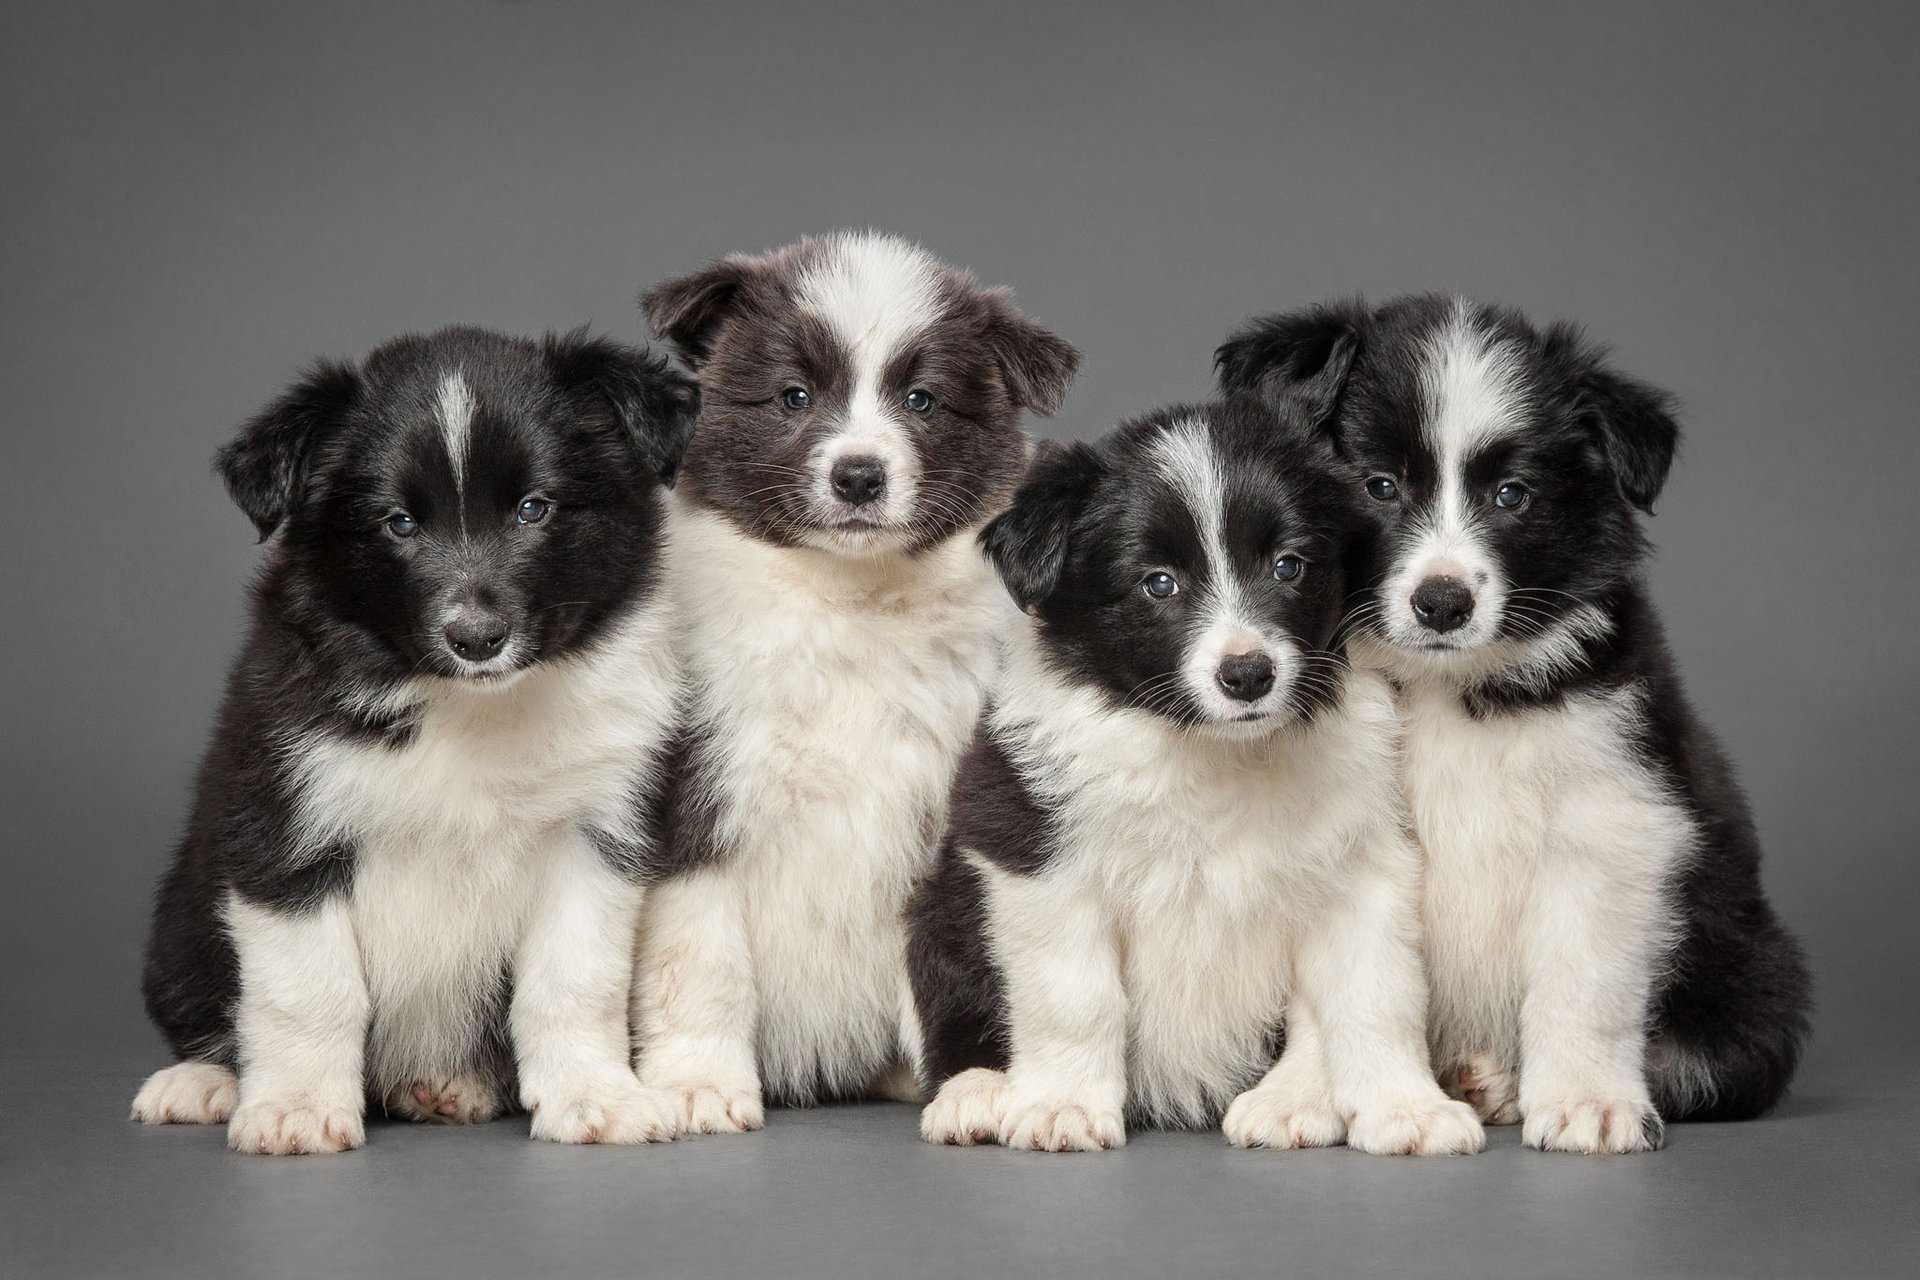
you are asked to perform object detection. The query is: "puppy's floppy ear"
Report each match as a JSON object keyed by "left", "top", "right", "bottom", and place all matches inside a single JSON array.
[
  {"left": 640, "top": 257, "right": 758, "bottom": 369},
  {"left": 545, "top": 329, "right": 701, "bottom": 486},
  {"left": 1214, "top": 299, "right": 1367, "bottom": 428},
  {"left": 1543, "top": 323, "right": 1680, "bottom": 514},
  {"left": 980, "top": 441, "right": 1103, "bottom": 610},
  {"left": 981, "top": 291, "right": 1080, "bottom": 416},
  {"left": 216, "top": 360, "right": 361, "bottom": 540}
]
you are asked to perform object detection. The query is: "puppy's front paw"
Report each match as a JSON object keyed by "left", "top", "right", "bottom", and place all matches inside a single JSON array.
[
  {"left": 1445, "top": 1053, "right": 1521, "bottom": 1125},
  {"left": 132, "top": 1061, "right": 237, "bottom": 1126},
  {"left": 921, "top": 1068, "right": 1010, "bottom": 1146},
  {"left": 228, "top": 1096, "right": 365, "bottom": 1155},
  {"left": 642, "top": 1081, "right": 764, "bottom": 1135},
  {"left": 528, "top": 1079, "right": 680, "bottom": 1145},
  {"left": 1222, "top": 1085, "right": 1346, "bottom": 1150},
  {"left": 1346, "top": 1095, "right": 1485, "bottom": 1156},
  {"left": 384, "top": 1073, "right": 504, "bottom": 1126},
  {"left": 1000, "top": 1099, "right": 1125, "bottom": 1152},
  {"left": 1524, "top": 1096, "right": 1664, "bottom": 1154}
]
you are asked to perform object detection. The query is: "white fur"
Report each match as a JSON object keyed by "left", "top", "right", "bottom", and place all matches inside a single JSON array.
[
  {"left": 193, "top": 602, "right": 682, "bottom": 1152},
  {"left": 792, "top": 233, "right": 947, "bottom": 552},
  {"left": 436, "top": 371, "right": 474, "bottom": 498},
  {"left": 947, "top": 624, "right": 1482, "bottom": 1156},
  {"left": 633, "top": 497, "right": 1010, "bottom": 1119}
]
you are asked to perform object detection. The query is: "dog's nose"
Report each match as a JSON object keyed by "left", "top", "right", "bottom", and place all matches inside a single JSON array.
[
  {"left": 1215, "top": 652, "right": 1276, "bottom": 703},
  {"left": 444, "top": 612, "right": 510, "bottom": 661},
  {"left": 830, "top": 456, "right": 887, "bottom": 507},
  {"left": 1410, "top": 576, "right": 1475, "bottom": 633}
]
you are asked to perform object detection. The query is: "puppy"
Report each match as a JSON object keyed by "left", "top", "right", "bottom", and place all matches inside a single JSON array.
[
  {"left": 1218, "top": 296, "right": 1812, "bottom": 1152},
  {"left": 134, "top": 327, "right": 698, "bottom": 1153},
  {"left": 631, "top": 232, "right": 1078, "bottom": 1131},
  {"left": 908, "top": 398, "right": 1485, "bottom": 1156}
]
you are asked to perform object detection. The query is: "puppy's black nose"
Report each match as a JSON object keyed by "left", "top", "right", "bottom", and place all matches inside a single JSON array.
[
  {"left": 445, "top": 613, "right": 510, "bottom": 661},
  {"left": 1216, "top": 652, "right": 1276, "bottom": 703},
  {"left": 1410, "top": 577, "right": 1475, "bottom": 633},
  {"left": 830, "top": 456, "right": 887, "bottom": 507}
]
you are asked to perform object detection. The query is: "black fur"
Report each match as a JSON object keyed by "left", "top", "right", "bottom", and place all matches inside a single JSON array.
[{"left": 1217, "top": 296, "right": 1811, "bottom": 1121}]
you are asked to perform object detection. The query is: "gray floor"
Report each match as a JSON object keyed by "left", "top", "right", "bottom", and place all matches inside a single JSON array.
[{"left": 5, "top": 1027, "right": 1915, "bottom": 1280}]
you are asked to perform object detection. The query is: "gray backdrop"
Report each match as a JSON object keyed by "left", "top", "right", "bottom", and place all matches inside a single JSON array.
[{"left": 4, "top": 3, "right": 1916, "bottom": 1278}]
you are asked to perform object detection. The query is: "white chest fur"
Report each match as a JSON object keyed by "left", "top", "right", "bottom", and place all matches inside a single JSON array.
[
  {"left": 667, "top": 502, "right": 1013, "bottom": 1098},
  {"left": 282, "top": 606, "right": 676, "bottom": 1086}
]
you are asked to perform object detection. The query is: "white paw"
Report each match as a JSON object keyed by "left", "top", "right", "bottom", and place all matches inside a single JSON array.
[
  {"left": 1346, "top": 1095, "right": 1486, "bottom": 1156},
  {"left": 640, "top": 1079, "right": 763, "bottom": 1135},
  {"left": 528, "top": 1079, "right": 680, "bottom": 1145},
  {"left": 1222, "top": 1085, "right": 1346, "bottom": 1150},
  {"left": 228, "top": 1096, "right": 365, "bottom": 1155},
  {"left": 921, "top": 1068, "right": 1010, "bottom": 1146},
  {"left": 1444, "top": 1053, "right": 1521, "bottom": 1125},
  {"left": 1524, "top": 1096, "right": 1664, "bottom": 1154},
  {"left": 383, "top": 1073, "right": 504, "bottom": 1126},
  {"left": 132, "top": 1061, "right": 237, "bottom": 1126},
  {"left": 1000, "top": 1099, "right": 1125, "bottom": 1152}
]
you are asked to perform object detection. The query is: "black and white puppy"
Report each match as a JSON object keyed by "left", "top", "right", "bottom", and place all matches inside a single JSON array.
[
  {"left": 632, "top": 232, "right": 1079, "bottom": 1130},
  {"left": 907, "top": 398, "right": 1484, "bottom": 1156},
  {"left": 134, "top": 327, "right": 699, "bottom": 1153},
  {"left": 1217, "top": 296, "right": 1812, "bottom": 1152}
]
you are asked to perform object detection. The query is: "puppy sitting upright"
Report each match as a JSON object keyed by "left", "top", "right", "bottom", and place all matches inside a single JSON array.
[
  {"left": 634, "top": 232, "right": 1077, "bottom": 1130},
  {"left": 908, "top": 398, "right": 1484, "bottom": 1156},
  {"left": 134, "top": 327, "right": 698, "bottom": 1153},
  {"left": 1218, "top": 296, "right": 1812, "bottom": 1152}
]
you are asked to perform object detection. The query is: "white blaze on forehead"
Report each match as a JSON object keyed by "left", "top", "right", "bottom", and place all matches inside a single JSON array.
[
  {"left": 436, "top": 371, "right": 475, "bottom": 494},
  {"left": 1147, "top": 418, "right": 1234, "bottom": 593},
  {"left": 1419, "top": 302, "right": 1528, "bottom": 480},
  {"left": 795, "top": 232, "right": 946, "bottom": 384}
]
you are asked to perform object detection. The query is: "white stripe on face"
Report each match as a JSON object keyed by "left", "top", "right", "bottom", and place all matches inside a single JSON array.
[
  {"left": 436, "top": 371, "right": 475, "bottom": 499},
  {"left": 1382, "top": 304, "right": 1526, "bottom": 649},
  {"left": 1147, "top": 420, "right": 1293, "bottom": 727},
  {"left": 794, "top": 234, "right": 945, "bottom": 544}
]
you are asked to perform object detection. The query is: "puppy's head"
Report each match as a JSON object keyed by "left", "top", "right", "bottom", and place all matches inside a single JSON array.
[
  {"left": 219, "top": 326, "right": 698, "bottom": 685},
  {"left": 1217, "top": 296, "right": 1678, "bottom": 679},
  {"left": 643, "top": 232, "right": 1078, "bottom": 556},
  {"left": 984, "top": 399, "right": 1365, "bottom": 737}
]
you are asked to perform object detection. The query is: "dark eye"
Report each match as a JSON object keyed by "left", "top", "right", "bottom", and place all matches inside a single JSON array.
[
  {"left": 517, "top": 496, "right": 551, "bottom": 525},
  {"left": 1142, "top": 572, "right": 1180, "bottom": 600},
  {"left": 1365, "top": 475, "right": 1399, "bottom": 501},
  {"left": 1494, "top": 481, "right": 1530, "bottom": 511},
  {"left": 386, "top": 512, "right": 418, "bottom": 538},
  {"left": 1272, "top": 554, "right": 1304, "bottom": 582},
  {"left": 782, "top": 387, "right": 811, "bottom": 410},
  {"left": 904, "top": 389, "right": 933, "bottom": 414}
]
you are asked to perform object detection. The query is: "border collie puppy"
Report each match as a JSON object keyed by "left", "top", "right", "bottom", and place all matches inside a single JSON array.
[
  {"left": 907, "top": 398, "right": 1485, "bottom": 1156},
  {"left": 1217, "top": 296, "right": 1812, "bottom": 1152},
  {"left": 133, "top": 327, "right": 699, "bottom": 1153},
  {"left": 631, "top": 232, "right": 1078, "bottom": 1131}
]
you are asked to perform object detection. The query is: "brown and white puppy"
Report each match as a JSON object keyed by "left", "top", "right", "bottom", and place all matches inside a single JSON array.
[{"left": 631, "top": 232, "right": 1078, "bottom": 1131}]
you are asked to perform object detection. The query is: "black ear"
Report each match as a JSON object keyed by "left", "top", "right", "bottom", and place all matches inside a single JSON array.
[
  {"left": 545, "top": 330, "right": 701, "bottom": 487},
  {"left": 980, "top": 441, "right": 1104, "bottom": 610},
  {"left": 1214, "top": 300, "right": 1367, "bottom": 428},
  {"left": 639, "top": 258, "right": 758, "bottom": 369},
  {"left": 981, "top": 292, "right": 1080, "bottom": 416},
  {"left": 1545, "top": 324, "right": 1680, "bottom": 513},
  {"left": 216, "top": 360, "right": 361, "bottom": 540}
]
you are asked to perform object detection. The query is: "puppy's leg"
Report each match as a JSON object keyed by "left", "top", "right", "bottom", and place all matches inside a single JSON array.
[
  {"left": 1298, "top": 841, "right": 1484, "bottom": 1157},
  {"left": 1518, "top": 800, "right": 1677, "bottom": 1154},
  {"left": 224, "top": 895, "right": 370, "bottom": 1155},
  {"left": 973, "top": 858, "right": 1127, "bottom": 1153},
  {"left": 514, "top": 831, "right": 677, "bottom": 1145},
  {"left": 132, "top": 1061, "right": 238, "bottom": 1126},
  {"left": 632, "top": 866, "right": 763, "bottom": 1135},
  {"left": 1222, "top": 1004, "right": 1345, "bottom": 1150}
]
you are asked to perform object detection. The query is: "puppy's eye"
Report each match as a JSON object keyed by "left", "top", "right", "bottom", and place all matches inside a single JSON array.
[
  {"left": 386, "top": 512, "right": 419, "bottom": 538},
  {"left": 1494, "top": 481, "right": 1530, "bottom": 511},
  {"left": 1365, "top": 475, "right": 1399, "bottom": 501},
  {"left": 904, "top": 389, "right": 933, "bottom": 414},
  {"left": 1272, "top": 555, "right": 1304, "bottom": 582},
  {"left": 517, "top": 496, "right": 551, "bottom": 525},
  {"left": 1142, "top": 572, "right": 1180, "bottom": 600},
  {"left": 782, "top": 387, "right": 811, "bottom": 410}
]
